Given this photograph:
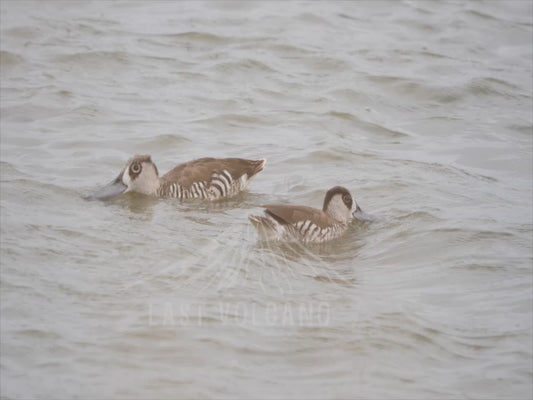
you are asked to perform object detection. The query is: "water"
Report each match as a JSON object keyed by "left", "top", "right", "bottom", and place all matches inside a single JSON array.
[{"left": 1, "top": 1, "right": 532, "bottom": 399}]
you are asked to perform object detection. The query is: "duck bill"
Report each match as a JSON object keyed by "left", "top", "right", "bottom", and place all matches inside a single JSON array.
[
  {"left": 88, "top": 173, "right": 127, "bottom": 200},
  {"left": 353, "top": 206, "right": 375, "bottom": 222}
]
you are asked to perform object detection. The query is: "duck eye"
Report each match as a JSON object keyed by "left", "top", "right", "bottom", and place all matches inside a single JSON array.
[
  {"left": 343, "top": 194, "right": 352, "bottom": 205},
  {"left": 130, "top": 162, "right": 142, "bottom": 174}
]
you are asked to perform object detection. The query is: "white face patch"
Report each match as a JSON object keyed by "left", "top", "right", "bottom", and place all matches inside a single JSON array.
[
  {"left": 122, "top": 167, "right": 132, "bottom": 190},
  {"left": 326, "top": 193, "right": 353, "bottom": 223}
]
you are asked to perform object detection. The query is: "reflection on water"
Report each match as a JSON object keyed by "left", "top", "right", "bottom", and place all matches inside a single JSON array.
[
  {"left": 1, "top": 1, "right": 532, "bottom": 399},
  {"left": 110, "top": 193, "right": 160, "bottom": 216}
]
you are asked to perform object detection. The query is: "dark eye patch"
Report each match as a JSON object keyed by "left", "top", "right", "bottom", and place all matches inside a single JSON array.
[
  {"left": 130, "top": 162, "right": 142, "bottom": 177},
  {"left": 342, "top": 194, "right": 353, "bottom": 209}
]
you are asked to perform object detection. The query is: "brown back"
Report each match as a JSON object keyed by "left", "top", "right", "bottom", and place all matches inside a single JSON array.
[
  {"left": 263, "top": 205, "right": 335, "bottom": 228},
  {"left": 160, "top": 157, "right": 265, "bottom": 188}
]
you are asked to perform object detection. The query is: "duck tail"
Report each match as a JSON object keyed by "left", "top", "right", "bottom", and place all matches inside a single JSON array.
[{"left": 249, "top": 158, "right": 266, "bottom": 177}]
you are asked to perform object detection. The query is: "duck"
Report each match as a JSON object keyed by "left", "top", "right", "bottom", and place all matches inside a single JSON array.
[
  {"left": 89, "top": 155, "right": 266, "bottom": 201},
  {"left": 248, "top": 186, "right": 370, "bottom": 244}
]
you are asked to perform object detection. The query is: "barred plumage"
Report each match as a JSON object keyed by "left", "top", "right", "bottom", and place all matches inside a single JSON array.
[
  {"left": 295, "top": 220, "right": 341, "bottom": 243},
  {"left": 249, "top": 186, "right": 369, "bottom": 244},
  {"left": 159, "top": 181, "right": 213, "bottom": 200},
  {"left": 209, "top": 169, "right": 250, "bottom": 200},
  {"left": 158, "top": 169, "right": 251, "bottom": 200}
]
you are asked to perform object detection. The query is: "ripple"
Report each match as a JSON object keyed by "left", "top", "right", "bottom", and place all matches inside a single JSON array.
[
  {"left": 0, "top": 161, "right": 27, "bottom": 181},
  {"left": 191, "top": 113, "right": 275, "bottom": 129},
  {"left": 323, "top": 110, "right": 410, "bottom": 138},
  {"left": 2, "top": 26, "right": 42, "bottom": 40},
  {"left": 262, "top": 42, "right": 314, "bottom": 57},
  {"left": 368, "top": 75, "right": 466, "bottom": 104},
  {"left": 507, "top": 123, "right": 533, "bottom": 136},
  {"left": 162, "top": 31, "right": 233, "bottom": 45},
  {"left": 1, "top": 103, "right": 66, "bottom": 123},
  {"left": 295, "top": 12, "right": 334, "bottom": 27},
  {"left": 54, "top": 51, "right": 132, "bottom": 66},
  {"left": 0, "top": 50, "right": 25, "bottom": 67},
  {"left": 140, "top": 133, "right": 191, "bottom": 149},
  {"left": 211, "top": 58, "right": 277, "bottom": 74},
  {"left": 467, "top": 76, "right": 529, "bottom": 99}
]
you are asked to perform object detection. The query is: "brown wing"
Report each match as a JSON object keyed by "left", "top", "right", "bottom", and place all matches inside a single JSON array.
[
  {"left": 160, "top": 157, "right": 265, "bottom": 188},
  {"left": 262, "top": 205, "right": 334, "bottom": 228}
]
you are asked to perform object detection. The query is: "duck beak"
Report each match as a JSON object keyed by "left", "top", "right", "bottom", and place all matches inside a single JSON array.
[
  {"left": 352, "top": 205, "right": 375, "bottom": 222},
  {"left": 87, "top": 172, "right": 127, "bottom": 200}
]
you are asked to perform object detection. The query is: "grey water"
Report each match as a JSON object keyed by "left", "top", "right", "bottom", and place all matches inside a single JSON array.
[{"left": 1, "top": 1, "right": 532, "bottom": 399}]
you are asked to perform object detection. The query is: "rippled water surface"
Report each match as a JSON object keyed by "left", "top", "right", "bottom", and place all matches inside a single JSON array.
[{"left": 1, "top": 1, "right": 532, "bottom": 399}]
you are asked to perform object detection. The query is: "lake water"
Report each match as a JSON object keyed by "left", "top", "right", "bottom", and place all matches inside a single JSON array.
[{"left": 1, "top": 1, "right": 532, "bottom": 399}]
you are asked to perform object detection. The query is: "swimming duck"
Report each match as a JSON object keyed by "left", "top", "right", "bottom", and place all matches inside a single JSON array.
[
  {"left": 249, "top": 186, "right": 370, "bottom": 244},
  {"left": 90, "top": 155, "right": 266, "bottom": 200}
]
